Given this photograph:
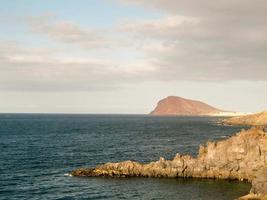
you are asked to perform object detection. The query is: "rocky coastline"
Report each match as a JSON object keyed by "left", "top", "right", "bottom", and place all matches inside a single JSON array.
[
  {"left": 223, "top": 111, "right": 267, "bottom": 126},
  {"left": 71, "top": 127, "right": 267, "bottom": 199}
]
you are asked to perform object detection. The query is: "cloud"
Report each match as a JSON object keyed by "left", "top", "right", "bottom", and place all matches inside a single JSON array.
[
  {"left": 0, "top": 41, "right": 156, "bottom": 91},
  {"left": 120, "top": 0, "right": 267, "bottom": 18},
  {"left": 2, "top": 0, "right": 267, "bottom": 94},
  {"left": 27, "top": 15, "right": 119, "bottom": 49},
  {"left": 118, "top": 0, "right": 267, "bottom": 81}
]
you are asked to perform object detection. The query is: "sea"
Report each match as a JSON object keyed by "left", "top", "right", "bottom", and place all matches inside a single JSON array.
[{"left": 0, "top": 114, "right": 251, "bottom": 200}]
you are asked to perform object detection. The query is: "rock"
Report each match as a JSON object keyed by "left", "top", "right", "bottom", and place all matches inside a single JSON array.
[
  {"left": 150, "top": 96, "right": 222, "bottom": 116},
  {"left": 71, "top": 127, "right": 267, "bottom": 199},
  {"left": 238, "top": 194, "right": 267, "bottom": 200},
  {"left": 223, "top": 111, "right": 267, "bottom": 126},
  {"left": 250, "top": 167, "right": 267, "bottom": 196}
]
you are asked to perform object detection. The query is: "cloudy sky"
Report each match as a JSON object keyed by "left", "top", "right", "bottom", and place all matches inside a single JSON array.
[{"left": 0, "top": 0, "right": 267, "bottom": 113}]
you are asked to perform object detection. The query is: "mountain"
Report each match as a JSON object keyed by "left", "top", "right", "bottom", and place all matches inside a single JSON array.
[
  {"left": 223, "top": 111, "right": 267, "bottom": 126},
  {"left": 150, "top": 96, "right": 222, "bottom": 116}
]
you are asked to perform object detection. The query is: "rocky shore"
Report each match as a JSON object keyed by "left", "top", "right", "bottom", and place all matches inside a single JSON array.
[
  {"left": 223, "top": 111, "right": 267, "bottom": 126},
  {"left": 71, "top": 127, "right": 267, "bottom": 199}
]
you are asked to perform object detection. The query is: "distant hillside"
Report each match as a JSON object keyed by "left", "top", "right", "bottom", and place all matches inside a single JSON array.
[
  {"left": 223, "top": 111, "right": 267, "bottom": 126},
  {"left": 150, "top": 96, "right": 222, "bottom": 116}
]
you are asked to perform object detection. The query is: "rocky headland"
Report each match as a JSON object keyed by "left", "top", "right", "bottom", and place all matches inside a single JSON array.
[
  {"left": 223, "top": 111, "right": 267, "bottom": 126},
  {"left": 71, "top": 127, "right": 267, "bottom": 199}
]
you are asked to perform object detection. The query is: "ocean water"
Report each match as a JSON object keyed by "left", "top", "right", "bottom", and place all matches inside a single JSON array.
[{"left": 0, "top": 114, "right": 250, "bottom": 200}]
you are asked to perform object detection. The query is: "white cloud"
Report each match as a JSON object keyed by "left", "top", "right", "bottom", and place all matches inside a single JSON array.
[
  {"left": 118, "top": 0, "right": 267, "bottom": 81},
  {"left": 27, "top": 15, "right": 119, "bottom": 49},
  {"left": 0, "top": 41, "right": 157, "bottom": 91},
  {"left": 2, "top": 0, "right": 267, "bottom": 94}
]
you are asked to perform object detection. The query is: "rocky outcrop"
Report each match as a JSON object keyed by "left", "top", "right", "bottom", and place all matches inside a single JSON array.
[
  {"left": 248, "top": 168, "right": 267, "bottom": 199},
  {"left": 239, "top": 166, "right": 267, "bottom": 199},
  {"left": 223, "top": 111, "right": 267, "bottom": 126},
  {"left": 71, "top": 127, "right": 267, "bottom": 199},
  {"left": 150, "top": 96, "right": 222, "bottom": 116}
]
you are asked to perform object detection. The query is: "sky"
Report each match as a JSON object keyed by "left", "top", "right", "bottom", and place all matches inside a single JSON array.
[{"left": 0, "top": 0, "right": 267, "bottom": 114}]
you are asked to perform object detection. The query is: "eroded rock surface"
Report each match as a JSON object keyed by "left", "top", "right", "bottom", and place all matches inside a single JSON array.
[
  {"left": 71, "top": 127, "right": 267, "bottom": 199},
  {"left": 223, "top": 111, "right": 267, "bottom": 126}
]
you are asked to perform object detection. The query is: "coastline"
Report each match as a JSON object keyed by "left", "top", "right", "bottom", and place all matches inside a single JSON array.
[{"left": 71, "top": 127, "right": 267, "bottom": 199}]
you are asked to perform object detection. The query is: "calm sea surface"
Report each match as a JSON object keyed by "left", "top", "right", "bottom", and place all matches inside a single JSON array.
[{"left": 0, "top": 114, "right": 250, "bottom": 200}]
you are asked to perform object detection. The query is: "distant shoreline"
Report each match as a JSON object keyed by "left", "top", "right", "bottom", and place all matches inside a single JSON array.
[{"left": 0, "top": 112, "right": 248, "bottom": 117}]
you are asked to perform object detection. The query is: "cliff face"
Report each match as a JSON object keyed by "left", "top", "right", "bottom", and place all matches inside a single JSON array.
[
  {"left": 150, "top": 96, "right": 222, "bottom": 116},
  {"left": 71, "top": 127, "right": 267, "bottom": 199},
  {"left": 224, "top": 111, "right": 267, "bottom": 126}
]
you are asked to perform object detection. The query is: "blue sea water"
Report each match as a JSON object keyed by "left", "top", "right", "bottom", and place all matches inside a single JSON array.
[{"left": 0, "top": 114, "right": 250, "bottom": 200}]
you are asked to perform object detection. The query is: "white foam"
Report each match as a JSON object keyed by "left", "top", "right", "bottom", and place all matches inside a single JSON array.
[{"left": 64, "top": 173, "right": 73, "bottom": 177}]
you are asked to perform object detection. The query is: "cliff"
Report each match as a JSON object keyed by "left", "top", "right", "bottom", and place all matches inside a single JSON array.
[
  {"left": 150, "top": 96, "right": 222, "bottom": 116},
  {"left": 71, "top": 127, "right": 267, "bottom": 199},
  {"left": 224, "top": 111, "right": 267, "bottom": 126}
]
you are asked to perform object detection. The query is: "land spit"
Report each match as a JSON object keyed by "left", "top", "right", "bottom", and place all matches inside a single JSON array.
[
  {"left": 223, "top": 111, "right": 267, "bottom": 126},
  {"left": 71, "top": 127, "right": 267, "bottom": 199}
]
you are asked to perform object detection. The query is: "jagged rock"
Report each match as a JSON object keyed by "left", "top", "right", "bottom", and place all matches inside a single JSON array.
[{"left": 71, "top": 127, "right": 267, "bottom": 199}]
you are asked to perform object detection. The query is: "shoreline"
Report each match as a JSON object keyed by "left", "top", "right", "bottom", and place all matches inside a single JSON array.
[{"left": 71, "top": 127, "right": 267, "bottom": 200}]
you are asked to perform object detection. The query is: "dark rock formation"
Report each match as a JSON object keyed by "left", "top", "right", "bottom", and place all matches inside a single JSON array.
[
  {"left": 150, "top": 96, "right": 222, "bottom": 116},
  {"left": 223, "top": 111, "right": 267, "bottom": 126},
  {"left": 71, "top": 127, "right": 267, "bottom": 199}
]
